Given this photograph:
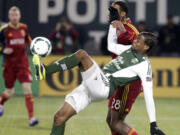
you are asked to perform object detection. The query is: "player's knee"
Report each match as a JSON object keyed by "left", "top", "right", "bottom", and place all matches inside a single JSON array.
[
  {"left": 110, "top": 120, "right": 123, "bottom": 132},
  {"left": 76, "top": 49, "right": 88, "bottom": 60},
  {"left": 22, "top": 83, "right": 32, "bottom": 94},
  {"left": 23, "top": 88, "right": 32, "bottom": 95},
  {"left": 106, "top": 114, "right": 111, "bottom": 126},
  {"left": 54, "top": 111, "right": 67, "bottom": 125},
  {"left": 4, "top": 88, "right": 14, "bottom": 97}
]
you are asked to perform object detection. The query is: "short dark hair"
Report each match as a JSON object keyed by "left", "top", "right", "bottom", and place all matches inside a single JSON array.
[
  {"left": 140, "top": 32, "right": 157, "bottom": 53},
  {"left": 114, "top": 1, "right": 128, "bottom": 14}
]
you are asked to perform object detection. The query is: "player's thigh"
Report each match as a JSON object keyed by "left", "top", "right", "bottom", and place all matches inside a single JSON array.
[
  {"left": 4, "top": 88, "right": 15, "bottom": 97},
  {"left": 17, "top": 67, "right": 32, "bottom": 84},
  {"left": 111, "top": 109, "right": 126, "bottom": 122},
  {"left": 108, "top": 90, "right": 119, "bottom": 109},
  {"left": 123, "top": 81, "right": 142, "bottom": 115},
  {"left": 80, "top": 60, "right": 98, "bottom": 81},
  {"left": 3, "top": 66, "right": 16, "bottom": 88},
  {"left": 110, "top": 89, "right": 122, "bottom": 112},
  {"left": 111, "top": 84, "right": 141, "bottom": 116},
  {"left": 65, "top": 84, "right": 91, "bottom": 113},
  {"left": 106, "top": 107, "right": 112, "bottom": 125},
  {"left": 84, "top": 68, "right": 109, "bottom": 101}
]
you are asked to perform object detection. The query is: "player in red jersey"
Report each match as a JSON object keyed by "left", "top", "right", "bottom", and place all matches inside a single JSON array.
[
  {"left": 107, "top": 1, "right": 142, "bottom": 135},
  {"left": 0, "top": 6, "right": 38, "bottom": 126}
]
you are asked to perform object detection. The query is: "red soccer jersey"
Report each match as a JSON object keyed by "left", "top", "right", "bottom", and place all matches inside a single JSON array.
[
  {"left": 108, "top": 19, "right": 142, "bottom": 114},
  {"left": 111, "top": 18, "right": 139, "bottom": 59},
  {"left": 0, "top": 23, "right": 31, "bottom": 67}
]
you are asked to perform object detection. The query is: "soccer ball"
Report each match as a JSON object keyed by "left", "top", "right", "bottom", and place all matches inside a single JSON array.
[{"left": 30, "top": 37, "right": 52, "bottom": 57}]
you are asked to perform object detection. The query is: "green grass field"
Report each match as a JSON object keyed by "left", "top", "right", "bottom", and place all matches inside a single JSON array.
[{"left": 0, "top": 97, "right": 179, "bottom": 135}]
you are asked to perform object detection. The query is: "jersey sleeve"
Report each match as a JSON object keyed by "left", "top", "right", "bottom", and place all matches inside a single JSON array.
[
  {"left": 136, "top": 60, "right": 156, "bottom": 123},
  {"left": 107, "top": 25, "right": 131, "bottom": 55},
  {"left": 24, "top": 25, "right": 32, "bottom": 45},
  {"left": 0, "top": 27, "right": 5, "bottom": 54}
]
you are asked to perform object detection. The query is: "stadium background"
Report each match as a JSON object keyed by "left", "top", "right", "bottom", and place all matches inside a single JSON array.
[
  {"left": 0, "top": 0, "right": 180, "bottom": 135},
  {"left": 0, "top": 0, "right": 180, "bottom": 97}
]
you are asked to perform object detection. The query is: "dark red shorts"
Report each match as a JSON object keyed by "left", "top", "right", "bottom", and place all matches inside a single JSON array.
[
  {"left": 3, "top": 66, "right": 32, "bottom": 88},
  {"left": 108, "top": 80, "right": 142, "bottom": 116}
]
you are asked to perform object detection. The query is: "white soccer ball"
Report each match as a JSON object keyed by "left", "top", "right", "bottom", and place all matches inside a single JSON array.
[{"left": 30, "top": 37, "right": 52, "bottom": 57}]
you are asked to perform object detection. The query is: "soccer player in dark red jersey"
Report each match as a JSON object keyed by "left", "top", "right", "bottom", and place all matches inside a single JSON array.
[
  {"left": 107, "top": 1, "right": 142, "bottom": 135},
  {"left": 0, "top": 6, "right": 38, "bottom": 126}
]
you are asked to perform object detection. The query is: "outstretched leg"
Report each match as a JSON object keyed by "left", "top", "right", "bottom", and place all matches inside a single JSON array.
[
  {"left": 46, "top": 49, "right": 93, "bottom": 73},
  {"left": 33, "top": 49, "right": 94, "bottom": 80},
  {"left": 21, "top": 82, "right": 38, "bottom": 126},
  {"left": 110, "top": 110, "right": 138, "bottom": 135},
  {"left": 50, "top": 102, "right": 76, "bottom": 135},
  {"left": 50, "top": 84, "right": 91, "bottom": 135},
  {"left": 0, "top": 88, "right": 14, "bottom": 116}
]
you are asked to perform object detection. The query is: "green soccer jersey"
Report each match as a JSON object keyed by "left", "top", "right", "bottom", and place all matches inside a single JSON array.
[
  {"left": 103, "top": 48, "right": 150, "bottom": 96},
  {"left": 103, "top": 25, "right": 155, "bottom": 123}
]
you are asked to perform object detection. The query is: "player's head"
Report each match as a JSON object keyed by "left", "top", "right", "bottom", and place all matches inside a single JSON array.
[
  {"left": 8, "top": 6, "right": 21, "bottom": 26},
  {"left": 132, "top": 32, "right": 157, "bottom": 55},
  {"left": 112, "top": 1, "right": 128, "bottom": 21}
]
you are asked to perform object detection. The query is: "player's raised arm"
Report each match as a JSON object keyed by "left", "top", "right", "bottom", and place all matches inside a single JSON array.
[{"left": 107, "top": 24, "right": 131, "bottom": 55}]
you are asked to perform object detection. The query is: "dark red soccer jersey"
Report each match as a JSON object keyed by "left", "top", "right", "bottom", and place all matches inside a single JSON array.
[
  {"left": 108, "top": 18, "right": 142, "bottom": 113},
  {"left": 111, "top": 18, "right": 139, "bottom": 59},
  {"left": 0, "top": 23, "right": 31, "bottom": 67}
]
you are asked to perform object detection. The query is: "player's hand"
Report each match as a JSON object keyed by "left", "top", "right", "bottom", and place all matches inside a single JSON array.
[
  {"left": 150, "top": 122, "right": 165, "bottom": 135},
  {"left": 111, "top": 20, "right": 127, "bottom": 34},
  {"left": 3, "top": 48, "right": 13, "bottom": 55},
  {"left": 55, "top": 22, "right": 61, "bottom": 31},
  {"left": 108, "top": 6, "right": 119, "bottom": 23}
]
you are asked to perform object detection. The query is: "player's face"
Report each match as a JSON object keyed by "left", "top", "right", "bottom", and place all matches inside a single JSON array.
[
  {"left": 112, "top": 3, "right": 125, "bottom": 21},
  {"left": 8, "top": 10, "right": 21, "bottom": 26},
  {"left": 132, "top": 35, "right": 149, "bottom": 54}
]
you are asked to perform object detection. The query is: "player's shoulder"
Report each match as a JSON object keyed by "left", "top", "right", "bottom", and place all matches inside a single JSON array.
[
  {"left": 19, "top": 23, "right": 28, "bottom": 29},
  {"left": 0, "top": 24, "right": 9, "bottom": 32},
  {"left": 140, "top": 57, "right": 151, "bottom": 66},
  {"left": 124, "top": 18, "right": 139, "bottom": 35}
]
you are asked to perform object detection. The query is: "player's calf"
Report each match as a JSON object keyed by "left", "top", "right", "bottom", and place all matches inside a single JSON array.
[
  {"left": 33, "top": 49, "right": 94, "bottom": 81},
  {"left": 110, "top": 119, "right": 138, "bottom": 135},
  {"left": 50, "top": 102, "right": 76, "bottom": 135},
  {"left": 54, "top": 111, "right": 67, "bottom": 126}
]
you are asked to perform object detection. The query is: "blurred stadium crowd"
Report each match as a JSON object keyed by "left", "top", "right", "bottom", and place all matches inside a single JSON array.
[{"left": 0, "top": 14, "right": 180, "bottom": 57}]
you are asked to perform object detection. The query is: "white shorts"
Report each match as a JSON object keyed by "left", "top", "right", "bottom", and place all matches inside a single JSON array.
[
  {"left": 65, "top": 62, "right": 110, "bottom": 113},
  {"left": 65, "top": 84, "right": 91, "bottom": 113}
]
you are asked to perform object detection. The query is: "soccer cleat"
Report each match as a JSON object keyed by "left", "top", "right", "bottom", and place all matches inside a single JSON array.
[
  {"left": 32, "top": 54, "right": 46, "bottom": 80},
  {"left": 0, "top": 105, "right": 4, "bottom": 116},
  {"left": 29, "top": 117, "right": 39, "bottom": 126}
]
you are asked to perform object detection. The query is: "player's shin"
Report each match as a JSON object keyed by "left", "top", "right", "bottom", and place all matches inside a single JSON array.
[
  {"left": 50, "top": 124, "right": 65, "bottom": 135},
  {"left": 25, "top": 94, "right": 34, "bottom": 119},
  {"left": 0, "top": 92, "right": 9, "bottom": 105},
  {"left": 45, "top": 54, "right": 79, "bottom": 75}
]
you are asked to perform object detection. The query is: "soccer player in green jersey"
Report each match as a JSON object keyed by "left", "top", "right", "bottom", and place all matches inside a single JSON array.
[{"left": 33, "top": 23, "right": 165, "bottom": 135}]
